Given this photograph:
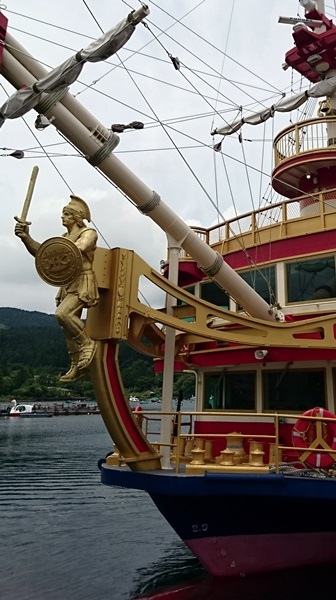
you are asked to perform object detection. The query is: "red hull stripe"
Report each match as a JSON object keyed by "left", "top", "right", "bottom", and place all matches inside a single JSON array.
[
  {"left": 185, "top": 531, "right": 336, "bottom": 577},
  {"left": 105, "top": 341, "right": 149, "bottom": 453}
]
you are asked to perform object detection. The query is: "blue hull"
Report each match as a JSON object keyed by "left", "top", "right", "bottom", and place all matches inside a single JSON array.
[{"left": 100, "top": 464, "right": 336, "bottom": 577}]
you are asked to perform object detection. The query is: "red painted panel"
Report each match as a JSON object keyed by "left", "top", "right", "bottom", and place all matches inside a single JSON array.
[
  {"left": 285, "top": 12, "right": 336, "bottom": 82},
  {"left": 194, "top": 420, "right": 294, "bottom": 459},
  {"left": 273, "top": 153, "right": 336, "bottom": 197},
  {"left": 186, "top": 532, "right": 336, "bottom": 578},
  {"left": 174, "top": 231, "right": 336, "bottom": 286},
  {"left": 225, "top": 230, "right": 336, "bottom": 268},
  {"left": 106, "top": 341, "right": 149, "bottom": 453},
  {"left": 154, "top": 346, "right": 336, "bottom": 372}
]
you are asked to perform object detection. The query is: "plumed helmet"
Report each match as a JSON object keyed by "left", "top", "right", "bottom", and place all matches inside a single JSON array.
[{"left": 65, "top": 195, "right": 91, "bottom": 222}]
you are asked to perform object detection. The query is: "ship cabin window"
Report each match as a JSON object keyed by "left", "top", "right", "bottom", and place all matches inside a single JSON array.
[
  {"left": 263, "top": 369, "right": 326, "bottom": 412},
  {"left": 240, "top": 266, "right": 276, "bottom": 304},
  {"left": 200, "top": 281, "right": 229, "bottom": 309},
  {"left": 237, "top": 266, "right": 276, "bottom": 308},
  {"left": 204, "top": 371, "right": 255, "bottom": 410},
  {"left": 286, "top": 256, "right": 336, "bottom": 303}
]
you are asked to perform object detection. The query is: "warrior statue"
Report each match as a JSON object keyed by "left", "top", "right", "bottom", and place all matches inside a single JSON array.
[{"left": 14, "top": 194, "right": 99, "bottom": 382}]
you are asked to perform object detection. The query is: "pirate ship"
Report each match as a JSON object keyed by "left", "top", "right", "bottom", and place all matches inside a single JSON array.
[{"left": 1, "top": 0, "right": 336, "bottom": 579}]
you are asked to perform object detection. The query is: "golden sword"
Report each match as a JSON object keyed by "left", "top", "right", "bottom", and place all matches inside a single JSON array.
[{"left": 14, "top": 165, "right": 39, "bottom": 224}]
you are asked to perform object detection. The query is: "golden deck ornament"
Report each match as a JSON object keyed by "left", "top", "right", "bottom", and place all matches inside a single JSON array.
[{"left": 35, "top": 236, "right": 83, "bottom": 287}]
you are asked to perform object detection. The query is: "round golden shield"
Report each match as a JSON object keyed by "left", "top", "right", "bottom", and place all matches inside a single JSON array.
[{"left": 35, "top": 236, "right": 82, "bottom": 287}]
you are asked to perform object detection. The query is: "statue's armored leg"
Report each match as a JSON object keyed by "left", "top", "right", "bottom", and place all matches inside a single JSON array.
[
  {"left": 59, "top": 337, "right": 86, "bottom": 382},
  {"left": 74, "top": 331, "right": 97, "bottom": 371},
  {"left": 59, "top": 352, "right": 86, "bottom": 382}
]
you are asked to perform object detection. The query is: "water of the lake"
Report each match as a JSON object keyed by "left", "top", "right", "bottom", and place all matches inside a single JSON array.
[{"left": 0, "top": 409, "right": 334, "bottom": 600}]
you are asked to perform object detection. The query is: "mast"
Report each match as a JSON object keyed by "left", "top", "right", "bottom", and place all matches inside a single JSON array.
[
  {"left": 273, "top": 0, "right": 336, "bottom": 212},
  {"left": 0, "top": 8, "right": 280, "bottom": 324}
]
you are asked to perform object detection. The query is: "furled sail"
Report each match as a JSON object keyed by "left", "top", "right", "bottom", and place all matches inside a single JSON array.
[
  {"left": 0, "top": 10, "right": 148, "bottom": 127},
  {"left": 211, "top": 76, "right": 336, "bottom": 137}
]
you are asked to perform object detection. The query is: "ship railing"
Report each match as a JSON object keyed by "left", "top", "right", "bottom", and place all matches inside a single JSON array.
[
  {"left": 141, "top": 412, "right": 192, "bottom": 454},
  {"left": 177, "top": 186, "right": 336, "bottom": 258},
  {"left": 273, "top": 116, "right": 336, "bottom": 167},
  {"left": 137, "top": 409, "right": 336, "bottom": 475}
]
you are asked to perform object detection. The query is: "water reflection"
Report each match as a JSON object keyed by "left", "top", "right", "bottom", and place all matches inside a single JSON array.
[{"left": 0, "top": 416, "right": 186, "bottom": 600}]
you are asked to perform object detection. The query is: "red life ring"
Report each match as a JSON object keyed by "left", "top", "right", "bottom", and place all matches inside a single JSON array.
[{"left": 292, "top": 407, "right": 336, "bottom": 469}]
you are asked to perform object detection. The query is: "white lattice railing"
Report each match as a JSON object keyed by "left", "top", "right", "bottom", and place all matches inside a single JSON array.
[
  {"left": 274, "top": 116, "right": 336, "bottom": 166},
  {"left": 178, "top": 188, "right": 336, "bottom": 258}
]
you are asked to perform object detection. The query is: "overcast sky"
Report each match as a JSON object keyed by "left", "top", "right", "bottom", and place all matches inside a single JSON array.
[{"left": 0, "top": 0, "right": 325, "bottom": 315}]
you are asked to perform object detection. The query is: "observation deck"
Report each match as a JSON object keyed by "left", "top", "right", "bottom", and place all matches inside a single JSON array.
[{"left": 272, "top": 116, "right": 336, "bottom": 200}]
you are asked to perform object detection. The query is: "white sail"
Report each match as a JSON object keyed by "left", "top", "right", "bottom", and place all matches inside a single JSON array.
[
  {"left": 0, "top": 11, "right": 148, "bottom": 127},
  {"left": 211, "top": 76, "right": 336, "bottom": 137}
]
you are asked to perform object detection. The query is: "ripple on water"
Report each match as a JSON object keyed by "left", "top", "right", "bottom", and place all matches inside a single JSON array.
[{"left": 0, "top": 415, "right": 190, "bottom": 600}]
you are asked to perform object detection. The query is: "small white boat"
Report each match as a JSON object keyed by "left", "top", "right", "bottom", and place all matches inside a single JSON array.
[
  {"left": 9, "top": 399, "right": 33, "bottom": 416},
  {"left": 9, "top": 400, "right": 53, "bottom": 418}
]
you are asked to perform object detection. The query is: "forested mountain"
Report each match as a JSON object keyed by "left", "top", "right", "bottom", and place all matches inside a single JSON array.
[
  {"left": 0, "top": 307, "right": 194, "bottom": 400},
  {"left": 0, "top": 308, "right": 68, "bottom": 369},
  {"left": 0, "top": 307, "right": 157, "bottom": 398},
  {"left": 0, "top": 307, "right": 58, "bottom": 329}
]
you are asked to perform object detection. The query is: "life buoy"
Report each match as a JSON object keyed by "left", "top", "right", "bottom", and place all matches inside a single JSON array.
[{"left": 292, "top": 407, "right": 336, "bottom": 469}]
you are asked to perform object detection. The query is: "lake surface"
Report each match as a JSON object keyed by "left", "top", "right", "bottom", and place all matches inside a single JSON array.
[{"left": 0, "top": 411, "right": 334, "bottom": 600}]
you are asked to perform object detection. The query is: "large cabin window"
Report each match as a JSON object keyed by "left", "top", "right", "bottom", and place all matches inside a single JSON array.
[
  {"left": 263, "top": 369, "right": 326, "bottom": 411},
  {"left": 286, "top": 256, "right": 336, "bottom": 302},
  {"left": 200, "top": 281, "right": 229, "bottom": 309},
  {"left": 239, "top": 266, "right": 276, "bottom": 305},
  {"left": 204, "top": 371, "right": 255, "bottom": 410}
]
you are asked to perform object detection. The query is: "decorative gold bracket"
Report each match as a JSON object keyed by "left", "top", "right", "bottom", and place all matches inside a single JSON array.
[{"left": 86, "top": 247, "right": 336, "bottom": 357}]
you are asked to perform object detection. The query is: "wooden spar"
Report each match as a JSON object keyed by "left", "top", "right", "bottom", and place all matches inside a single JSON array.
[{"left": 14, "top": 165, "right": 39, "bottom": 224}]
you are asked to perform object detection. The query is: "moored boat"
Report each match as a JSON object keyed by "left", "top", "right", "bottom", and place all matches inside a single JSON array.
[
  {"left": 9, "top": 399, "right": 35, "bottom": 416},
  {"left": 9, "top": 400, "right": 53, "bottom": 417},
  {"left": 2, "top": 0, "right": 336, "bottom": 581},
  {"left": 129, "top": 396, "right": 140, "bottom": 405}
]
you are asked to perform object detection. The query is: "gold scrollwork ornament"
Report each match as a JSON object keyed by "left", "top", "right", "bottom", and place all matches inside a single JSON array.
[{"left": 35, "top": 236, "right": 83, "bottom": 287}]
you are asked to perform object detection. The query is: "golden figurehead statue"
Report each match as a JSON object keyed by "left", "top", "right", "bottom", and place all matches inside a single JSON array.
[{"left": 14, "top": 190, "right": 99, "bottom": 382}]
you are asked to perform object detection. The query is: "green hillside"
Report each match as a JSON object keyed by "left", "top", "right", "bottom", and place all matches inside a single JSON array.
[
  {"left": 0, "top": 307, "right": 58, "bottom": 329},
  {"left": 0, "top": 307, "right": 194, "bottom": 401}
]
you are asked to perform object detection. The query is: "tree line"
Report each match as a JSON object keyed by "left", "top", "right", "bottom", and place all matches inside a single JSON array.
[{"left": 0, "top": 307, "right": 195, "bottom": 401}]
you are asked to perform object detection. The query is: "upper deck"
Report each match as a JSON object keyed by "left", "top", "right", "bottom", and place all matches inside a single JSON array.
[
  {"left": 272, "top": 115, "right": 336, "bottom": 198},
  {"left": 179, "top": 187, "right": 336, "bottom": 259},
  {"left": 178, "top": 116, "right": 336, "bottom": 260}
]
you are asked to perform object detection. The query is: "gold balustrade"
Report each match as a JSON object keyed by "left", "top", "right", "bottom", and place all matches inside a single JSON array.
[{"left": 126, "top": 409, "right": 336, "bottom": 476}]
